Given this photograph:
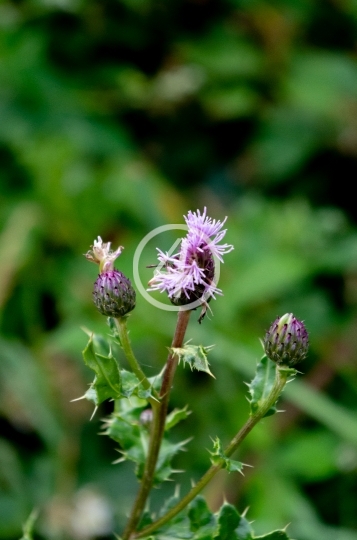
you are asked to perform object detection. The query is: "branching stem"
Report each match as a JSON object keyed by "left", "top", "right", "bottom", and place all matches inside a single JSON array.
[
  {"left": 122, "top": 309, "right": 191, "bottom": 540},
  {"left": 134, "top": 365, "right": 290, "bottom": 538}
]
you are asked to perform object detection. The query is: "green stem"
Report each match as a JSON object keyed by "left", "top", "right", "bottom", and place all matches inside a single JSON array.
[
  {"left": 134, "top": 365, "right": 290, "bottom": 539},
  {"left": 114, "top": 317, "right": 153, "bottom": 395},
  {"left": 122, "top": 309, "right": 191, "bottom": 540}
]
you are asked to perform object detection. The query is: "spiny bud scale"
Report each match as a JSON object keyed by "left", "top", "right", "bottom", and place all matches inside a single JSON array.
[
  {"left": 263, "top": 313, "right": 309, "bottom": 366},
  {"left": 93, "top": 269, "right": 136, "bottom": 318}
]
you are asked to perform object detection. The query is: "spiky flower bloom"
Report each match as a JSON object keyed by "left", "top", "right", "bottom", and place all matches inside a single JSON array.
[
  {"left": 86, "top": 237, "right": 136, "bottom": 318},
  {"left": 263, "top": 313, "right": 309, "bottom": 366},
  {"left": 148, "top": 208, "right": 233, "bottom": 319},
  {"left": 85, "top": 236, "right": 123, "bottom": 273}
]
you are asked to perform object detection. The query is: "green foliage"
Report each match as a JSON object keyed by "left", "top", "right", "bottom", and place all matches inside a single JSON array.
[
  {"left": 138, "top": 499, "right": 292, "bottom": 540},
  {"left": 1, "top": 0, "right": 357, "bottom": 538},
  {"left": 81, "top": 331, "right": 159, "bottom": 405},
  {"left": 248, "top": 356, "right": 278, "bottom": 418},
  {"left": 255, "top": 533, "right": 290, "bottom": 540},
  {"left": 165, "top": 406, "right": 191, "bottom": 431},
  {"left": 216, "top": 504, "right": 252, "bottom": 540},
  {"left": 105, "top": 397, "right": 189, "bottom": 484},
  {"left": 82, "top": 333, "right": 122, "bottom": 405},
  {"left": 171, "top": 343, "right": 215, "bottom": 377},
  {"left": 210, "top": 438, "right": 244, "bottom": 474}
]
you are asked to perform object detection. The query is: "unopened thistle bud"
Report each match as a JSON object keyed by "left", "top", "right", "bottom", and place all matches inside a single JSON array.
[
  {"left": 93, "top": 270, "right": 136, "bottom": 317},
  {"left": 263, "top": 313, "right": 309, "bottom": 366},
  {"left": 86, "top": 236, "right": 136, "bottom": 318}
]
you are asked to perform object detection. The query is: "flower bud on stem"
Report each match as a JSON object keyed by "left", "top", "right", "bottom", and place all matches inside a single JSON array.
[{"left": 133, "top": 364, "right": 292, "bottom": 539}]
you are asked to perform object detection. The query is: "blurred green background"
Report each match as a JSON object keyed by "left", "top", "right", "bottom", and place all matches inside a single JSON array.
[{"left": 1, "top": 0, "right": 357, "bottom": 539}]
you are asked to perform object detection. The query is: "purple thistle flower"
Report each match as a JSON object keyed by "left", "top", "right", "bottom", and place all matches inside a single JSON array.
[{"left": 148, "top": 208, "right": 233, "bottom": 320}]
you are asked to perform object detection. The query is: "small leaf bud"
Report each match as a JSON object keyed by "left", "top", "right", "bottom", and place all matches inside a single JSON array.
[
  {"left": 93, "top": 270, "right": 136, "bottom": 318},
  {"left": 263, "top": 313, "right": 309, "bottom": 366}
]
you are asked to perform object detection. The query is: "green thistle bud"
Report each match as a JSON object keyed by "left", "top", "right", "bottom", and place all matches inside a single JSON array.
[
  {"left": 93, "top": 270, "right": 136, "bottom": 318},
  {"left": 263, "top": 313, "right": 309, "bottom": 366}
]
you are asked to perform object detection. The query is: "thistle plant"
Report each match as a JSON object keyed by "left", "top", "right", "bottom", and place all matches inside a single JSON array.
[{"left": 77, "top": 211, "right": 309, "bottom": 540}]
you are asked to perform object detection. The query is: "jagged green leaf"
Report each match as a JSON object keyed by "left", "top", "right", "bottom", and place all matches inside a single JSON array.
[
  {"left": 89, "top": 331, "right": 111, "bottom": 356},
  {"left": 155, "top": 437, "right": 190, "bottom": 484},
  {"left": 120, "top": 369, "right": 158, "bottom": 401},
  {"left": 138, "top": 510, "right": 154, "bottom": 531},
  {"left": 104, "top": 399, "right": 147, "bottom": 476},
  {"left": 165, "top": 406, "right": 191, "bottom": 431},
  {"left": 248, "top": 355, "right": 278, "bottom": 418},
  {"left": 188, "top": 496, "right": 216, "bottom": 534},
  {"left": 105, "top": 398, "right": 188, "bottom": 484},
  {"left": 210, "top": 438, "right": 244, "bottom": 474},
  {"left": 140, "top": 496, "right": 216, "bottom": 540},
  {"left": 158, "top": 492, "right": 182, "bottom": 518},
  {"left": 216, "top": 503, "right": 253, "bottom": 540},
  {"left": 138, "top": 500, "right": 290, "bottom": 540},
  {"left": 148, "top": 370, "right": 164, "bottom": 393},
  {"left": 255, "top": 532, "right": 290, "bottom": 540},
  {"left": 234, "top": 514, "right": 253, "bottom": 540},
  {"left": 171, "top": 343, "right": 215, "bottom": 377},
  {"left": 82, "top": 335, "right": 121, "bottom": 405}
]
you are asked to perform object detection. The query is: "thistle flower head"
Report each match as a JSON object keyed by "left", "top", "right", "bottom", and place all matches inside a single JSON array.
[
  {"left": 148, "top": 208, "right": 233, "bottom": 319},
  {"left": 85, "top": 236, "right": 123, "bottom": 273},
  {"left": 93, "top": 269, "right": 136, "bottom": 318},
  {"left": 263, "top": 313, "right": 309, "bottom": 366},
  {"left": 86, "top": 237, "right": 135, "bottom": 318}
]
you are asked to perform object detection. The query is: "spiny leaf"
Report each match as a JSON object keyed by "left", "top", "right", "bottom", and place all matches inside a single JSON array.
[
  {"left": 82, "top": 335, "right": 121, "bottom": 405},
  {"left": 138, "top": 510, "right": 154, "bottom": 531},
  {"left": 188, "top": 496, "right": 215, "bottom": 532},
  {"left": 104, "top": 401, "right": 147, "bottom": 476},
  {"left": 247, "top": 355, "right": 277, "bottom": 418},
  {"left": 104, "top": 403, "right": 143, "bottom": 448},
  {"left": 138, "top": 500, "right": 290, "bottom": 540},
  {"left": 158, "top": 492, "right": 182, "bottom": 519},
  {"left": 210, "top": 438, "right": 245, "bottom": 474},
  {"left": 141, "top": 496, "right": 216, "bottom": 539},
  {"left": 155, "top": 437, "right": 190, "bottom": 484},
  {"left": 105, "top": 398, "right": 188, "bottom": 484},
  {"left": 120, "top": 369, "right": 157, "bottom": 402},
  {"left": 216, "top": 503, "right": 253, "bottom": 540},
  {"left": 165, "top": 406, "right": 191, "bottom": 431},
  {"left": 171, "top": 343, "right": 215, "bottom": 377},
  {"left": 255, "top": 531, "right": 291, "bottom": 539}
]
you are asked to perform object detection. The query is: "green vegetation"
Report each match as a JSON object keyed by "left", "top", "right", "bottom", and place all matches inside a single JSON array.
[{"left": 1, "top": 1, "right": 357, "bottom": 539}]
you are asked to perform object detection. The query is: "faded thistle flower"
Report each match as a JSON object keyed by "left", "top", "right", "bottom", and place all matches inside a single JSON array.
[
  {"left": 263, "top": 313, "right": 309, "bottom": 366},
  {"left": 86, "top": 237, "right": 136, "bottom": 318},
  {"left": 148, "top": 208, "right": 233, "bottom": 321}
]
